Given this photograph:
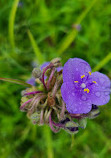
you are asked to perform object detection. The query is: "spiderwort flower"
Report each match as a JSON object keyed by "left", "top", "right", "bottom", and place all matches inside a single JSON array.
[{"left": 61, "top": 58, "right": 111, "bottom": 114}]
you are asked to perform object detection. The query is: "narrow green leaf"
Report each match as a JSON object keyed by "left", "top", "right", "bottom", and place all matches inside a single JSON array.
[
  {"left": 92, "top": 53, "right": 111, "bottom": 72},
  {"left": 27, "top": 30, "right": 44, "bottom": 64},
  {"left": 44, "top": 126, "right": 54, "bottom": 158},
  {"left": 57, "top": 0, "right": 98, "bottom": 55},
  {"left": 0, "top": 78, "right": 32, "bottom": 87},
  {"left": 9, "top": 0, "right": 19, "bottom": 49}
]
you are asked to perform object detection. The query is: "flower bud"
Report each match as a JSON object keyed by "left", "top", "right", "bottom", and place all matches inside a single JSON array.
[
  {"left": 30, "top": 112, "right": 40, "bottom": 124},
  {"left": 65, "top": 121, "right": 79, "bottom": 134},
  {"left": 32, "top": 68, "right": 42, "bottom": 79},
  {"left": 88, "top": 105, "right": 100, "bottom": 119},
  {"left": 51, "top": 58, "right": 61, "bottom": 67},
  {"left": 78, "top": 118, "right": 87, "bottom": 129}
]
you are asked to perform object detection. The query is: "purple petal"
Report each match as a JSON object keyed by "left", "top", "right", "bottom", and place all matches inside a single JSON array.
[
  {"left": 61, "top": 82, "right": 92, "bottom": 114},
  {"left": 57, "top": 67, "right": 63, "bottom": 72},
  {"left": 27, "top": 77, "right": 36, "bottom": 86},
  {"left": 40, "top": 62, "right": 50, "bottom": 70},
  {"left": 89, "top": 72, "right": 110, "bottom": 105},
  {"left": 63, "top": 58, "right": 91, "bottom": 83}
]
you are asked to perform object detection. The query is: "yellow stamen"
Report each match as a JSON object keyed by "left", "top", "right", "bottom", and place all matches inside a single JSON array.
[
  {"left": 93, "top": 81, "right": 96, "bottom": 84},
  {"left": 84, "top": 88, "right": 90, "bottom": 93},
  {"left": 88, "top": 71, "right": 91, "bottom": 75},
  {"left": 74, "top": 81, "right": 79, "bottom": 83},
  {"left": 81, "top": 75, "right": 85, "bottom": 79}
]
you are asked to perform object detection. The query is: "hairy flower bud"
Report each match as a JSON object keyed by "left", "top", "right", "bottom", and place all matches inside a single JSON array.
[
  {"left": 32, "top": 68, "right": 42, "bottom": 79},
  {"left": 65, "top": 121, "right": 79, "bottom": 134},
  {"left": 88, "top": 105, "right": 100, "bottom": 119},
  {"left": 51, "top": 58, "right": 61, "bottom": 67}
]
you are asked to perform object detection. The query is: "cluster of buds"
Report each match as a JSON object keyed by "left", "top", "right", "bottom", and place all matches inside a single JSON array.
[{"left": 20, "top": 58, "right": 101, "bottom": 134}]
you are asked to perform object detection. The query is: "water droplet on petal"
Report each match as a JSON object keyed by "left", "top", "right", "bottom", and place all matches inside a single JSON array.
[
  {"left": 95, "top": 92, "right": 101, "bottom": 97},
  {"left": 76, "top": 68, "right": 78, "bottom": 71},
  {"left": 99, "top": 77, "right": 105, "bottom": 85},
  {"left": 87, "top": 102, "right": 91, "bottom": 106},
  {"left": 105, "top": 91, "right": 110, "bottom": 96},
  {"left": 81, "top": 95, "right": 87, "bottom": 101},
  {"left": 72, "top": 92, "right": 75, "bottom": 96}
]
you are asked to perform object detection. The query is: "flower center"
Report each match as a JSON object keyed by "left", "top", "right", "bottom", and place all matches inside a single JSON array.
[{"left": 81, "top": 83, "right": 86, "bottom": 88}]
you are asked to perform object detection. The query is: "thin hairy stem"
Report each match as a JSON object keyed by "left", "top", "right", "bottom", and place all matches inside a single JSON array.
[
  {"left": 41, "top": 63, "right": 53, "bottom": 90},
  {"left": 47, "top": 68, "right": 55, "bottom": 90},
  {"left": 49, "top": 114, "right": 60, "bottom": 133},
  {"left": 24, "top": 91, "right": 43, "bottom": 96},
  {"left": 20, "top": 98, "right": 33, "bottom": 111}
]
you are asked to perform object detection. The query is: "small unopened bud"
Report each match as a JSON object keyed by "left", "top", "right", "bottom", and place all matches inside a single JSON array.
[
  {"left": 32, "top": 68, "right": 42, "bottom": 78},
  {"left": 21, "top": 90, "right": 26, "bottom": 96},
  {"left": 88, "top": 105, "right": 100, "bottom": 119},
  {"left": 30, "top": 112, "right": 40, "bottom": 124},
  {"left": 78, "top": 118, "right": 87, "bottom": 129},
  {"left": 60, "top": 118, "right": 70, "bottom": 124},
  {"left": 51, "top": 58, "right": 61, "bottom": 67},
  {"left": 65, "top": 121, "right": 79, "bottom": 134}
]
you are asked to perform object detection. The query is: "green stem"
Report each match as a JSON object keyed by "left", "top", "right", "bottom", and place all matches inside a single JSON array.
[{"left": 27, "top": 30, "right": 45, "bottom": 64}]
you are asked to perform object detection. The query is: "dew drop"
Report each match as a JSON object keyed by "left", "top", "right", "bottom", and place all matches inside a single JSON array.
[
  {"left": 104, "top": 91, "right": 110, "bottom": 96},
  {"left": 76, "top": 68, "right": 78, "bottom": 71},
  {"left": 95, "top": 92, "right": 101, "bottom": 97},
  {"left": 72, "top": 92, "right": 75, "bottom": 96},
  {"left": 99, "top": 77, "right": 105, "bottom": 85},
  {"left": 102, "top": 86, "right": 105, "bottom": 90},
  {"left": 81, "top": 95, "right": 87, "bottom": 101}
]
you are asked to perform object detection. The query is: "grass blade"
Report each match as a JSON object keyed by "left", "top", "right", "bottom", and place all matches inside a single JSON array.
[
  {"left": 9, "top": 0, "right": 19, "bottom": 49},
  {"left": 0, "top": 77, "right": 32, "bottom": 87},
  {"left": 92, "top": 52, "right": 111, "bottom": 72},
  {"left": 57, "top": 0, "right": 98, "bottom": 55},
  {"left": 44, "top": 126, "right": 54, "bottom": 158},
  {"left": 27, "top": 30, "right": 45, "bottom": 64}
]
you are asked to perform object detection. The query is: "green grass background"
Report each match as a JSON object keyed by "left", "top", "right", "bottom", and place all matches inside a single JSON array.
[{"left": 0, "top": 0, "right": 111, "bottom": 157}]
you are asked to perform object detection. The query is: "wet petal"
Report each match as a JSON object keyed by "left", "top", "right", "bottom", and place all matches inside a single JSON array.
[
  {"left": 61, "top": 82, "right": 92, "bottom": 114},
  {"left": 63, "top": 58, "right": 91, "bottom": 83},
  {"left": 89, "top": 72, "right": 111, "bottom": 105}
]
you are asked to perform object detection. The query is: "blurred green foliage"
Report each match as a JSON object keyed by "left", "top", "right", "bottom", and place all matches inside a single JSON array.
[{"left": 0, "top": 0, "right": 111, "bottom": 157}]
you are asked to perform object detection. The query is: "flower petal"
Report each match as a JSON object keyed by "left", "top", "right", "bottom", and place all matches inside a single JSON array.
[
  {"left": 61, "top": 82, "right": 92, "bottom": 114},
  {"left": 89, "top": 72, "right": 111, "bottom": 105},
  {"left": 63, "top": 58, "right": 91, "bottom": 83},
  {"left": 27, "top": 77, "right": 36, "bottom": 86},
  {"left": 40, "top": 62, "right": 50, "bottom": 70}
]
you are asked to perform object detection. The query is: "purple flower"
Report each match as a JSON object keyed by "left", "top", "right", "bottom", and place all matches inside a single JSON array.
[{"left": 61, "top": 58, "right": 111, "bottom": 114}]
